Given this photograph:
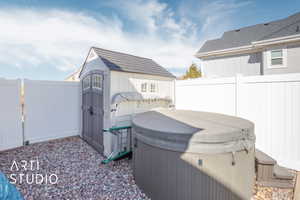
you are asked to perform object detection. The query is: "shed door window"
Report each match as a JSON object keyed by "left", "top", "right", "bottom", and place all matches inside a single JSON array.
[
  {"left": 92, "top": 74, "right": 103, "bottom": 90},
  {"left": 150, "top": 83, "right": 156, "bottom": 93},
  {"left": 141, "top": 83, "right": 147, "bottom": 92},
  {"left": 83, "top": 76, "right": 91, "bottom": 90}
]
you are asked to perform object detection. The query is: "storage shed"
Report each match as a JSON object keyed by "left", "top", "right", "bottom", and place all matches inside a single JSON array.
[
  {"left": 132, "top": 109, "right": 256, "bottom": 200},
  {"left": 79, "top": 47, "right": 175, "bottom": 157}
]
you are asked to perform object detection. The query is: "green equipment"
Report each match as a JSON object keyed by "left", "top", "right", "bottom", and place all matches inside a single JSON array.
[{"left": 101, "top": 126, "right": 132, "bottom": 164}]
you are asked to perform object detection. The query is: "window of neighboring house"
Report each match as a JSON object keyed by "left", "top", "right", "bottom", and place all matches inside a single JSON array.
[
  {"left": 83, "top": 76, "right": 91, "bottom": 90},
  {"left": 141, "top": 83, "right": 147, "bottom": 92},
  {"left": 92, "top": 74, "right": 103, "bottom": 90},
  {"left": 150, "top": 83, "right": 156, "bottom": 93},
  {"left": 268, "top": 48, "right": 287, "bottom": 68}
]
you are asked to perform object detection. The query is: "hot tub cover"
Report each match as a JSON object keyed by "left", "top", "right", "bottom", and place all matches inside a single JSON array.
[{"left": 132, "top": 109, "right": 255, "bottom": 154}]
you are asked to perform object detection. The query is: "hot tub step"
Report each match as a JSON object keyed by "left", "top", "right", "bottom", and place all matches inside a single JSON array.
[
  {"left": 255, "top": 150, "right": 295, "bottom": 189},
  {"left": 255, "top": 149, "right": 276, "bottom": 165},
  {"left": 257, "top": 180, "right": 295, "bottom": 189},
  {"left": 273, "top": 165, "right": 295, "bottom": 180},
  {"left": 255, "top": 150, "right": 276, "bottom": 182}
]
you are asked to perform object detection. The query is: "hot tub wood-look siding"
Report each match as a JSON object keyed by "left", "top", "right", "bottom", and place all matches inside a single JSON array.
[{"left": 133, "top": 140, "right": 247, "bottom": 200}]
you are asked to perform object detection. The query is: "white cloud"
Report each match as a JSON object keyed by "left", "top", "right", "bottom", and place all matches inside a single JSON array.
[
  {"left": 178, "top": 0, "right": 252, "bottom": 40},
  {"left": 0, "top": 0, "right": 248, "bottom": 78},
  {"left": 0, "top": 9, "right": 124, "bottom": 72},
  {"left": 0, "top": 5, "right": 201, "bottom": 75},
  {"left": 199, "top": 0, "right": 251, "bottom": 33}
]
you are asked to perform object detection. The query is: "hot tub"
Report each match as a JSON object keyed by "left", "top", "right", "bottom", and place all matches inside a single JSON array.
[{"left": 132, "top": 109, "right": 255, "bottom": 200}]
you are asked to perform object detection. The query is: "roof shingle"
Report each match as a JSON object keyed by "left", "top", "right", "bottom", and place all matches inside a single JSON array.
[
  {"left": 93, "top": 47, "right": 175, "bottom": 78},
  {"left": 198, "top": 12, "right": 300, "bottom": 54}
]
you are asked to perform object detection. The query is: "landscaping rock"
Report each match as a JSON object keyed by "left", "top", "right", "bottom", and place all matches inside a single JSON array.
[
  {"left": 0, "top": 136, "right": 297, "bottom": 200},
  {"left": 0, "top": 136, "right": 149, "bottom": 200}
]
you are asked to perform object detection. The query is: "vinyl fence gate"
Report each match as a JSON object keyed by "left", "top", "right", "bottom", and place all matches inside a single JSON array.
[{"left": 0, "top": 79, "right": 81, "bottom": 152}]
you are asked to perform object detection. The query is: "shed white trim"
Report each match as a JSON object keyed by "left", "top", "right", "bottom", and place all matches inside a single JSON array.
[{"left": 111, "top": 92, "right": 171, "bottom": 105}]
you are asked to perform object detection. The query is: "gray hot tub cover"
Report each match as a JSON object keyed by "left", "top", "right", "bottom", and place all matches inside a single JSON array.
[{"left": 132, "top": 109, "right": 256, "bottom": 154}]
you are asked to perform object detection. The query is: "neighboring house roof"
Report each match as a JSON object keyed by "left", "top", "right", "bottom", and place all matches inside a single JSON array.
[
  {"left": 198, "top": 12, "right": 300, "bottom": 56},
  {"left": 80, "top": 47, "right": 175, "bottom": 78}
]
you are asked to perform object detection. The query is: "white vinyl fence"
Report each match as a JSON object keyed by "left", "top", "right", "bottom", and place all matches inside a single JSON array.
[
  {"left": 24, "top": 80, "right": 81, "bottom": 143},
  {"left": 176, "top": 73, "right": 300, "bottom": 170},
  {"left": 0, "top": 79, "right": 23, "bottom": 151}
]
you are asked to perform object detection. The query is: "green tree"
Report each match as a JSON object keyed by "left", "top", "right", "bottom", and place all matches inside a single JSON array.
[{"left": 183, "top": 63, "right": 201, "bottom": 79}]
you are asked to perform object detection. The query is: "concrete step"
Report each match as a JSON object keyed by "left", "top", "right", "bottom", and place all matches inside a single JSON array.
[
  {"left": 273, "top": 165, "right": 295, "bottom": 180},
  {"left": 255, "top": 149, "right": 276, "bottom": 165}
]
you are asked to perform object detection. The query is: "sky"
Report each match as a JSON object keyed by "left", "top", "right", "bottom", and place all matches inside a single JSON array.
[{"left": 0, "top": 0, "right": 299, "bottom": 80}]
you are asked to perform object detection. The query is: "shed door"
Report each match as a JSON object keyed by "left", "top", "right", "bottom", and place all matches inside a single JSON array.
[{"left": 82, "top": 73, "right": 104, "bottom": 153}]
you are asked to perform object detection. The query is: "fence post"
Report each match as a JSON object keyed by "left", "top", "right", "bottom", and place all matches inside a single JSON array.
[
  {"left": 235, "top": 74, "right": 243, "bottom": 117},
  {"left": 0, "top": 78, "right": 23, "bottom": 151}
]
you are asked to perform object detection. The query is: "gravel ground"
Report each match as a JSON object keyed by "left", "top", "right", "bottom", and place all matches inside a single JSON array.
[
  {"left": 252, "top": 171, "right": 297, "bottom": 200},
  {"left": 0, "top": 136, "right": 297, "bottom": 200},
  {"left": 252, "top": 185, "right": 295, "bottom": 200},
  {"left": 0, "top": 136, "right": 149, "bottom": 200}
]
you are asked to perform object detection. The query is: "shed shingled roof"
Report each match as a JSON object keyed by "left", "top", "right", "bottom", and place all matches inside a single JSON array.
[
  {"left": 92, "top": 47, "right": 175, "bottom": 78},
  {"left": 198, "top": 12, "right": 300, "bottom": 54}
]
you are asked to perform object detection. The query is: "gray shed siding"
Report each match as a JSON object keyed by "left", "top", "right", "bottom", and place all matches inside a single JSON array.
[
  {"left": 201, "top": 52, "right": 262, "bottom": 78},
  {"left": 262, "top": 42, "right": 300, "bottom": 75}
]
